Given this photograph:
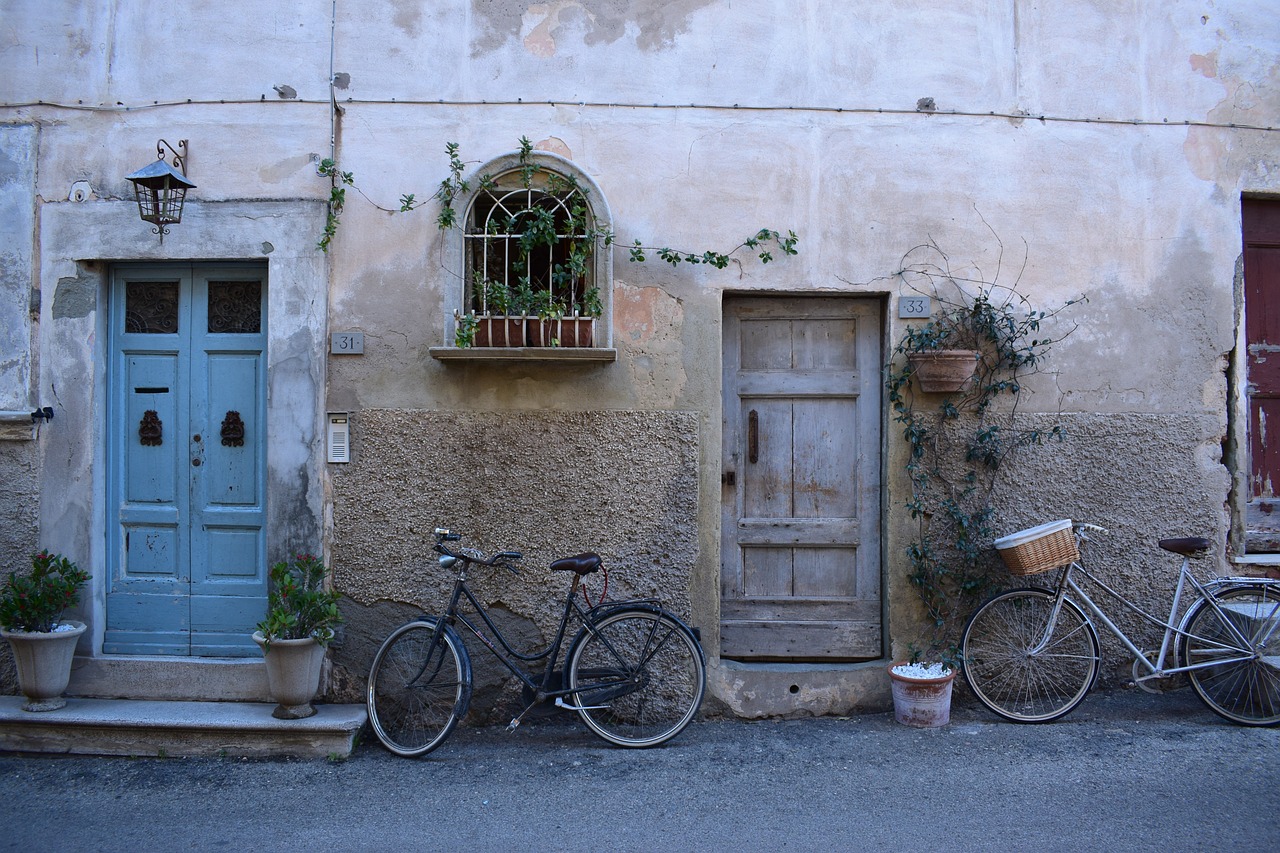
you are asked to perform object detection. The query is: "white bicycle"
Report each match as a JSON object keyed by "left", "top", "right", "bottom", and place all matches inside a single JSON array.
[{"left": 961, "top": 521, "right": 1280, "bottom": 725}]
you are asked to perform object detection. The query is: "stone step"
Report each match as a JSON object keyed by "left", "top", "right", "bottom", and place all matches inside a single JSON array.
[{"left": 0, "top": 697, "right": 367, "bottom": 759}]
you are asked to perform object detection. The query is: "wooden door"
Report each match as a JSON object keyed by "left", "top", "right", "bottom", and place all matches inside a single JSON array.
[
  {"left": 105, "top": 263, "right": 268, "bottom": 656},
  {"left": 1245, "top": 199, "right": 1280, "bottom": 551},
  {"left": 720, "top": 296, "right": 882, "bottom": 660}
]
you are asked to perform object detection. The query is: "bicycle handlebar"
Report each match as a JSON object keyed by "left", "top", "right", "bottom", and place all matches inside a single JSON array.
[{"left": 434, "top": 528, "right": 523, "bottom": 575}]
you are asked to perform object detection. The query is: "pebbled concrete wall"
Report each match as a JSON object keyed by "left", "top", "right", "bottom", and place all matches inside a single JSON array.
[{"left": 327, "top": 409, "right": 700, "bottom": 712}]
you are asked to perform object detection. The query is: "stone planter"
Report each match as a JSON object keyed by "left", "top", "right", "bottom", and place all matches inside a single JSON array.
[
  {"left": 906, "top": 350, "right": 979, "bottom": 393},
  {"left": 887, "top": 662, "right": 956, "bottom": 728},
  {"left": 253, "top": 631, "right": 326, "bottom": 720},
  {"left": 2, "top": 620, "right": 86, "bottom": 711}
]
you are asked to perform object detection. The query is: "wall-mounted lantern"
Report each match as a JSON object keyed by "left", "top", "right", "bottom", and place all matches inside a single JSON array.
[{"left": 125, "top": 139, "right": 196, "bottom": 239}]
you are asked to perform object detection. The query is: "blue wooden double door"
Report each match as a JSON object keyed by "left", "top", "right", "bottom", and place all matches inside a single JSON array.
[{"left": 106, "top": 263, "right": 268, "bottom": 656}]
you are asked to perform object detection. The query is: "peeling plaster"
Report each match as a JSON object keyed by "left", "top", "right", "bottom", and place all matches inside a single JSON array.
[
  {"left": 1184, "top": 60, "right": 1280, "bottom": 191},
  {"left": 52, "top": 268, "right": 97, "bottom": 320},
  {"left": 472, "top": 0, "right": 718, "bottom": 56}
]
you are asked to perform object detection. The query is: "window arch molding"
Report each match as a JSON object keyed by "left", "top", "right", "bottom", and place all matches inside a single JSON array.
[{"left": 440, "top": 149, "right": 614, "bottom": 355}]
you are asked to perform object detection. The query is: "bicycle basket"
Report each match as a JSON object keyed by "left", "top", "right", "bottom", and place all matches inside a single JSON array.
[{"left": 995, "top": 519, "right": 1079, "bottom": 575}]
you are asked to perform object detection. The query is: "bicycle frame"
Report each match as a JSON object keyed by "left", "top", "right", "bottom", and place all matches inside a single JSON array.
[
  {"left": 1034, "top": 535, "right": 1280, "bottom": 685},
  {"left": 427, "top": 551, "right": 668, "bottom": 724}
]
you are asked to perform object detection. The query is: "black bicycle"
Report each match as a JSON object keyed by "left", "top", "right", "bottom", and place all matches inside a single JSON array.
[{"left": 366, "top": 528, "right": 707, "bottom": 756}]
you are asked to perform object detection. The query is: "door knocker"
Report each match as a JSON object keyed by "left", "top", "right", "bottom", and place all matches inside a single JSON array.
[
  {"left": 220, "top": 410, "right": 245, "bottom": 447},
  {"left": 139, "top": 410, "right": 163, "bottom": 446}
]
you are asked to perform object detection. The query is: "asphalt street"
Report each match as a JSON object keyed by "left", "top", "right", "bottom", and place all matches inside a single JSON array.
[{"left": 1, "top": 686, "right": 1277, "bottom": 853}]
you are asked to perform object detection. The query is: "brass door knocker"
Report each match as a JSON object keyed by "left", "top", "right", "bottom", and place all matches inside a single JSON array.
[
  {"left": 220, "top": 410, "right": 245, "bottom": 447},
  {"left": 139, "top": 410, "right": 163, "bottom": 446}
]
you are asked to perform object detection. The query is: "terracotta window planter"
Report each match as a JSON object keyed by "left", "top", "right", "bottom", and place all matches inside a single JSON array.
[
  {"left": 527, "top": 317, "right": 594, "bottom": 348},
  {"left": 906, "top": 350, "right": 979, "bottom": 393},
  {"left": 472, "top": 316, "right": 527, "bottom": 348}
]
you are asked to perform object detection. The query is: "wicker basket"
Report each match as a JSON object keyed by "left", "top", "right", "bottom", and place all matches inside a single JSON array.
[{"left": 995, "top": 520, "right": 1079, "bottom": 576}]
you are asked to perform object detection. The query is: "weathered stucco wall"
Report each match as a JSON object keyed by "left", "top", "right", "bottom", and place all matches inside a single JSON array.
[{"left": 1, "top": 0, "right": 1277, "bottom": 714}]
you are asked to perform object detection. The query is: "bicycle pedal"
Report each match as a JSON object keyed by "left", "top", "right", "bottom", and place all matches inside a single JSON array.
[{"left": 506, "top": 718, "right": 521, "bottom": 733}]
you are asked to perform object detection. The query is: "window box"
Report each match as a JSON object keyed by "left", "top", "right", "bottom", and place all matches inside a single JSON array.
[
  {"left": 527, "top": 317, "right": 594, "bottom": 348},
  {"left": 473, "top": 316, "right": 527, "bottom": 348}
]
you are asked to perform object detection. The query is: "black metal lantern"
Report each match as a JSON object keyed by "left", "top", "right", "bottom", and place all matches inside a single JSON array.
[{"left": 125, "top": 139, "right": 195, "bottom": 238}]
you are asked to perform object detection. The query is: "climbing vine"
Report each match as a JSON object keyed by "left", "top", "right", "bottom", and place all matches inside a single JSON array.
[
  {"left": 316, "top": 137, "right": 798, "bottom": 268},
  {"left": 885, "top": 237, "right": 1085, "bottom": 666}
]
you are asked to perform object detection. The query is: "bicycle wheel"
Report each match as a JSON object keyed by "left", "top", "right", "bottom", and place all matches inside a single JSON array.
[
  {"left": 1181, "top": 584, "right": 1280, "bottom": 726},
  {"left": 567, "top": 607, "right": 706, "bottom": 748},
  {"left": 962, "top": 588, "right": 1100, "bottom": 722},
  {"left": 367, "top": 619, "right": 472, "bottom": 756}
]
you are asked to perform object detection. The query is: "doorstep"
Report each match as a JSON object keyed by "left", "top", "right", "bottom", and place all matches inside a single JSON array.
[{"left": 0, "top": 697, "right": 367, "bottom": 759}]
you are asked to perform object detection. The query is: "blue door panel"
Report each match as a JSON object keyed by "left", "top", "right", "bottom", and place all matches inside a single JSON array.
[
  {"left": 203, "top": 353, "right": 261, "bottom": 506},
  {"left": 102, "top": 591, "right": 190, "bottom": 656},
  {"left": 191, "top": 595, "right": 265, "bottom": 656},
  {"left": 122, "top": 524, "right": 181, "bottom": 581},
  {"left": 124, "top": 355, "right": 179, "bottom": 505}
]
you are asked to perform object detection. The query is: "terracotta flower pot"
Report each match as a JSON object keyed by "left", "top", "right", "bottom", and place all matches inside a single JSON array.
[
  {"left": 253, "top": 631, "right": 326, "bottom": 719},
  {"left": 2, "top": 620, "right": 87, "bottom": 712},
  {"left": 887, "top": 661, "right": 956, "bottom": 728},
  {"left": 906, "top": 350, "right": 979, "bottom": 393}
]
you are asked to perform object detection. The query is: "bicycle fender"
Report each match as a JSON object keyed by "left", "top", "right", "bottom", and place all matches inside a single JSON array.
[
  {"left": 405, "top": 617, "right": 474, "bottom": 720},
  {"left": 572, "top": 604, "right": 706, "bottom": 663}
]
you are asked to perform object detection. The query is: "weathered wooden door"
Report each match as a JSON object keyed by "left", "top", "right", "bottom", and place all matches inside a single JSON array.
[
  {"left": 106, "top": 263, "right": 268, "bottom": 656},
  {"left": 1245, "top": 199, "right": 1280, "bottom": 551},
  {"left": 720, "top": 296, "right": 882, "bottom": 660}
]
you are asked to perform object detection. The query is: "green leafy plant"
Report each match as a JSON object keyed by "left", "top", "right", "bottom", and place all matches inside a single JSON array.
[
  {"left": 0, "top": 551, "right": 90, "bottom": 633},
  {"left": 885, "top": 238, "right": 1085, "bottom": 667},
  {"left": 316, "top": 158, "right": 354, "bottom": 253},
  {"left": 453, "top": 311, "right": 478, "bottom": 347},
  {"left": 257, "top": 553, "right": 343, "bottom": 651}
]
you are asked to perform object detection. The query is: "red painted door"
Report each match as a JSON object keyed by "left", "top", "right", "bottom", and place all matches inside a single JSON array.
[{"left": 1244, "top": 198, "right": 1280, "bottom": 550}]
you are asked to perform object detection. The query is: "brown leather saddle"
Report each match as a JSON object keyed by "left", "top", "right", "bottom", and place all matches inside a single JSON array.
[{"left": 550, "top": 553, "right": 603, "bottom": 575}]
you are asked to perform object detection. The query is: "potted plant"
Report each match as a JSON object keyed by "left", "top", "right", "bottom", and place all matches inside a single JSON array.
[
  {"left": 0, "top": 551, "right": 90, "bottom": 711},
  {"left": 887, "top": 660, "right": 958, "bottom": 728},
  {"left": 897, "top": 314, "right": 982, "bottom": 393},
  {"left": 253, "top": 553, "right": 343, "bottom": 719}
]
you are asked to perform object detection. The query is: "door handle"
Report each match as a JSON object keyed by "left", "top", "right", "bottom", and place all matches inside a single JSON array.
[{"left": 748, "top": 409, "right": 758, "bottom": 464}]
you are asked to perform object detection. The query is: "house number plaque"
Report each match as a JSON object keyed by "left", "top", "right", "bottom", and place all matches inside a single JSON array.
[
  {"left": 331, "top": 331, "right": 364, "bottom": 355},
  {"left": 898, "top": 296, "right": 931, "bottom": 319}
]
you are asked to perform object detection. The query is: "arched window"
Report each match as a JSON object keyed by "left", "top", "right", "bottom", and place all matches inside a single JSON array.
[{"left": 439, "top": 150, "right": 613, "bottom": 356}]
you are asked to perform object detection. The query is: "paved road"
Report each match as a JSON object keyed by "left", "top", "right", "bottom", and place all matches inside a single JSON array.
[{"left": 1, "top": 687, "right": 1277, "bottom": 852}]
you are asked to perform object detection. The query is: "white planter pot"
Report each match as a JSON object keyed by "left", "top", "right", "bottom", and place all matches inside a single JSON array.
[
  {"left": 253, "top": 631, "right": 326, "bottom": 719},
  {"left": 2, "top": 620, "right": 87, "bottom": 711},
  {"left": 887, "top": 662, "right": 956, "bottom": 728}
]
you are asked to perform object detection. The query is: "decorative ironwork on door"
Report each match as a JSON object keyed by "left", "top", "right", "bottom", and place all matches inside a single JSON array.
[
  {"left": 139, "top": 410, "right": 163, "bottom": 445},
  {"left": 220, "top": 410, "right": 246, "bottom": 447}
]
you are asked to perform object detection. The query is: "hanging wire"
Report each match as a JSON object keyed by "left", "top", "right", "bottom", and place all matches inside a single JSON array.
[{"left": 4, "top": 97, "right": 1274, "bottom": 133}]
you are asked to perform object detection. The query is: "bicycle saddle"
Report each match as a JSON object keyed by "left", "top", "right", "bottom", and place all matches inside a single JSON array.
[
  {"left": 1158, "top": 537, "right": 1211, "bottom": 556},
  {"left": 550, "top": 553, "right": 603, "bottom": 575}
]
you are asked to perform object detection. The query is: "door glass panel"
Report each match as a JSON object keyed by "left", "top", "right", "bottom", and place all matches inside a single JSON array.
[
  {"left": 208, "top": 280, "right": 262, "bottom": 333},
  {"left": 125, "top": 281, "right": 180, "bottom": 333}
]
